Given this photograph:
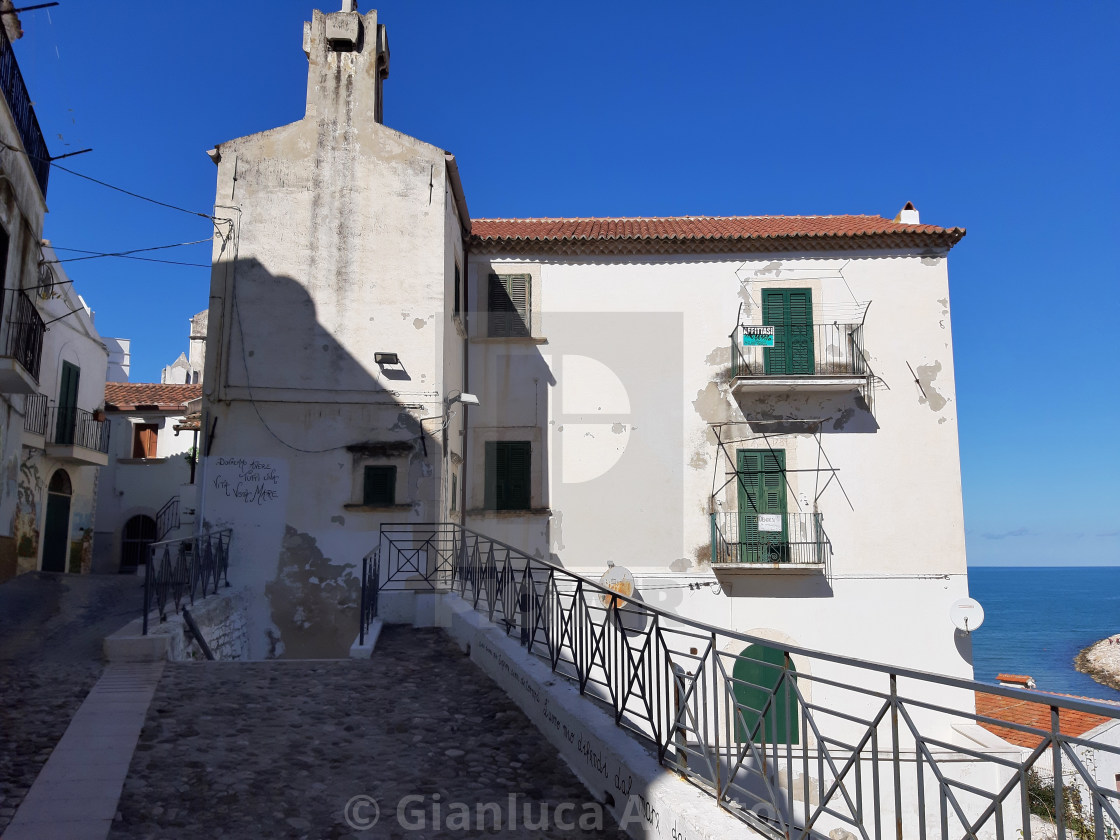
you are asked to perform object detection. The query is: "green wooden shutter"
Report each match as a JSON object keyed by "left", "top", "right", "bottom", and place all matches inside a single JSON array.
[
  {"left": 484, "top": 442, "right": 498, "bottom": 509},
  {"left": 503, "top": 441, "right": 531, "bottom": 509},
  {"left": 762, "top": 289, "right": 814, "bottom": 375},
  {"left": 737, "top": 449, "right": 787, "bottom": 562},
  {"left": 488, "top": 274, "right": 530, "bottom": 337},
  {"left": 56, "top": 361, "right": 80, "bottom": 445},
  {"left": 363, "top": 466, "right": 396, "bottom": 506}
]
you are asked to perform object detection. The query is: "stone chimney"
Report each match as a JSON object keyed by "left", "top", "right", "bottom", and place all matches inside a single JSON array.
[
  {"left": 894, "top": 201, "right": 920, "bottom": 225},
  {"left": 302, "top": 4, "right": 390, "bottom": 125}
]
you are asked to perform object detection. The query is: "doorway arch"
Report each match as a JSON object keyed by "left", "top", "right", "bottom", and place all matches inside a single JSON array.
[
  {"left": 41, "top": 469, "right": 73, "bottom": 573},
  {"left": 732, "top": 643, "right": 799, "bottom": 745},
  {"left": 120, "top": 515, "right": 157, "bottom": 574}
]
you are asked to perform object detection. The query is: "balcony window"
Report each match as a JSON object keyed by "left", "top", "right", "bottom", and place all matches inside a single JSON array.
[
  {"left": 132, "top": 423, "right": 159, "bottom": 458},
  {"left": 484, "top": 441, "right": 531, "bottom": 510}
]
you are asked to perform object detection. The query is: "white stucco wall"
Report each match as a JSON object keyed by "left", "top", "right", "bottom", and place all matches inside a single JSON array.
[{"left": 464, "top": 248, "right": 973, "bottom": 693}]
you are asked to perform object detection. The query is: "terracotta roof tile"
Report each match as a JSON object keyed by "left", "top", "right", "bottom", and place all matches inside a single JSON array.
[
  {"left": 104, "top": 383, "right": 201, "bottom": 411},
  {"left": 975, "top": 690, "right": 1118, "bottom": 749},
  {"left": 470, "top": 215, "right": 966, "bottom": 256}
]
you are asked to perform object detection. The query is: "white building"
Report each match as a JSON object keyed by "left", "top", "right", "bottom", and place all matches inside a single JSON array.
[
  {"left": 199, "top": 4, "right": 972, "bottom": 691},
  {"left": 0, "top": 11, "right": 111, "bottom": 580},
  {"left": 92, "top": 383, "right": 201, "bottom": 574},
  {"left": 13, "top": 246, "right": 109, "bottom": 576},
  {"left": 160, "top": 309, "right": 207, "bottom": 385}
]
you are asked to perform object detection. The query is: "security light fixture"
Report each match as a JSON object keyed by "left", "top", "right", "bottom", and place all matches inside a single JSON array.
[
  {"left": 374, "top": 352, "right": 399, "bottom": 365},
  {"left": 448, "top": 392, "right": 479, "bottom": 407}
]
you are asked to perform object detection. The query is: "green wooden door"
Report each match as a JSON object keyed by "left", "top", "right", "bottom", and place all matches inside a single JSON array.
[
  {"left": 55, "top": 361, "right": 80, "bottom": 445},
  {"left": 732, "top": 644, "right": 799, "bottom": 744},
  {"left": 41, "top": 470, "right": 72, "bottom": 573},
  {"left": 763, "top": 289, "right": 814, "bottom": 374},
  {"left": 736, "top": 449, "right": 788, "bottom": 562}
]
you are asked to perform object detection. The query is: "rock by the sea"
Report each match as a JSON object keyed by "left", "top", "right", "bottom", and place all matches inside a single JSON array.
[{"left": 1074, "top": 634, "right": 1120, "bottom": 692}]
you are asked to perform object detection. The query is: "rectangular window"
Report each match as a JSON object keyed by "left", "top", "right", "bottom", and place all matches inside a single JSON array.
[
  {"left": 363, "top": 465, "right": 396, "bottom": 506},
  {"left": 487, "top": 273, "right": 530, "bottom": 338},
  {"left": 484, "top": 441, "right": 531, "bottom": 510},
  {"left": 132, "top": 423, "right": 159, "bottom": 458}
]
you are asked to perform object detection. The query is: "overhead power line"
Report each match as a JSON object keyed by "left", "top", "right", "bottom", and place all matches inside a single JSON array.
[{"left": 45, "top": 238, "right": 213, "bottom": 265}]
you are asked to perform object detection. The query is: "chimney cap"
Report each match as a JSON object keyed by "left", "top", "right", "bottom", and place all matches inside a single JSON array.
[{"left": 894, "top": 201, "right": 920, "bottom": 225}]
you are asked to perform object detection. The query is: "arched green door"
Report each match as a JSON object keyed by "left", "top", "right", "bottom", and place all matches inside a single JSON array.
[
  {"left": 732, "top": 643, "right": 799, "bottom": 745},
  {"left": 41, "top": 470, "right": 72, "bottom": 573}
]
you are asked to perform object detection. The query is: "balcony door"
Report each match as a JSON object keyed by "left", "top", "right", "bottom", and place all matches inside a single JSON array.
[
  {"left": 762, "top": 289, "right": 813, "bottom": 375},
  {"left": 737, "top": 449, "right": 788, "bottom": 563},
  {"left": 55, "top": 361, "right": 79, "bottom": 445}
]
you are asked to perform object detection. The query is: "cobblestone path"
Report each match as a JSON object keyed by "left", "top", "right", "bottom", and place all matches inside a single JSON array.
[
  {"left": 0, "top": 572, "right": 140, "bottom": 833},
  {"left": 109, "top": 626, "right": 630, "bottom": 839}
]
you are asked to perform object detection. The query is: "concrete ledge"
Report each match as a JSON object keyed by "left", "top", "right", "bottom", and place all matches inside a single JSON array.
[
  {"left": 440, "top": 593, "right": 760, "bottom": 840},
  {"left": 103, "top": 618, "right": 171, "bottom": 663},
  {"left": 349, "top": 617, "right": 383, "bottom": 658}
]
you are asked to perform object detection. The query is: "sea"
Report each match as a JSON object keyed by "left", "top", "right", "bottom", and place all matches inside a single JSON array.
[{"left": 967, "top": 566, "right": 1120, "bottom": 701}]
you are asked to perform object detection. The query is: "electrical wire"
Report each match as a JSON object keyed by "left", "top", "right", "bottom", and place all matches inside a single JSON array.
[{"left": 44, "top": 238, "right": 213, "bottom": 265}]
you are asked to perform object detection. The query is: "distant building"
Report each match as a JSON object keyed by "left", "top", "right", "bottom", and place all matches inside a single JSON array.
[
  {"left": 160, "top": 309, "right": 207, "bottom": 385},
  {"left": 92, "top": 383, "right": 201, "bottom": 574}
]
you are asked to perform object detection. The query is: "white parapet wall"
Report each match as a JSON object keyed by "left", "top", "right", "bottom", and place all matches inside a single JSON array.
[{"left": 438, "top": 593, "right": 763, "bottom": 840}]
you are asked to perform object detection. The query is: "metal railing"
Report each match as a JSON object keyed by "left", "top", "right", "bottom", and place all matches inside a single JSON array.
[
  {"left": 368, "top": 523, "right": 1120, "bottom": 840},
  {"left": 731, "top": 323, "right": 867, "bottom": 379},
  {"left": 156, "top": 496, "right": 180, "bottom": 542},
  {"left": 0, "top": 22, "right": 50, "bottom": 197},
  {"left": 3, "top": 290, "right": 45, "bottom": 381},
  {"left": 142, "top": 529, "right": 232, "bottom": 635},
  {"left": 22, "top": 391, "right": 46, "bottom": 435},
  {"left": 358, "top": 554, "right": 380, "bottom": 646},
  {"left": 48, "top": 405, "right": 110, "bottom": 452},
  {"left": 710, "top": 511, "right": 831, "bottom": 567}
]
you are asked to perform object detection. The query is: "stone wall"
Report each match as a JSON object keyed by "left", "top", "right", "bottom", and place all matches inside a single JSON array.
[{"left": 144, "top": 587, "right": 251, "bottom": 661}]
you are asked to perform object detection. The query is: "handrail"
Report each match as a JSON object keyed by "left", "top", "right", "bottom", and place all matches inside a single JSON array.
[
  {"left": 370, "top": 523, "right": 1120, "bottom": 839},
  {"left": 142, "top": 529, "right": 232, "bottom": 635}
]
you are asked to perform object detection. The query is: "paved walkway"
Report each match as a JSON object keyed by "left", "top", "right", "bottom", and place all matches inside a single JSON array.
[
  {"left": 108, "top": 627, "right": 629, "bottom": 839},
  {"left": 0, "top": 572, "right": 141, "bottom": 834}
]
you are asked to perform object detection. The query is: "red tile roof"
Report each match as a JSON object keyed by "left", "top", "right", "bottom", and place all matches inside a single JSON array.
[
  {"left": 975, "top": 690, "right": 1118, "bottom": 748},
  {"left": 470, "top": 215, "right": 966, "bottom": 256},
  {"left": 104, "top": 383, "right": 201, "bottom": 411},
  {"left": 996, "top": 674, "right": 1034, "bottom": 687}
]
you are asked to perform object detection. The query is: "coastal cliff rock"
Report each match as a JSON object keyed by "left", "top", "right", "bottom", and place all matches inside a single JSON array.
[{"left": 1074, "top": 635, "right": 1120, "bottom": 692}]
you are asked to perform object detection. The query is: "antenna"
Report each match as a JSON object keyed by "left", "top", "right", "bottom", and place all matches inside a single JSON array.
[{"left": 949, "top": 598, "right": 985, "bottom": 634}]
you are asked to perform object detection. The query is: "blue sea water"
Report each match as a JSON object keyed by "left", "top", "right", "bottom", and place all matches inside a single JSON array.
[{"left": 967, "top": 566, "right": 1120, "bottom": 701}]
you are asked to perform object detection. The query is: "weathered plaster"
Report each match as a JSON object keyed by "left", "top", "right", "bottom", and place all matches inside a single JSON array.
[{"left": 916, "top": 361, "right": 948, "bottom": 412}]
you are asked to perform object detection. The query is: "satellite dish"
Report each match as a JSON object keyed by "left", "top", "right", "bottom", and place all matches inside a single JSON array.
[
  {"left": 950, "top": 598, "right": 985, "bottom": 634},
  {"left": 599, "top": 565, "right": 636, "bottom": 609}
]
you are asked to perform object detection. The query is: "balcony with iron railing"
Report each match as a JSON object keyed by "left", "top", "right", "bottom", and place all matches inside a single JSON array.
[
  {"left": 0, "top": 289, "right": 45, "bottom": 393},
  {"left": 709, "top": 510, "right": 831, "bottom": 571},
  {"left": 0, "top": 21, "right": 50, "bottom": 197},
  {"left": 730, "top": 322, "right": 870, "bottom": 395},
  {"left": 46, "top": 405, "right": 110, "bottom": 466}
]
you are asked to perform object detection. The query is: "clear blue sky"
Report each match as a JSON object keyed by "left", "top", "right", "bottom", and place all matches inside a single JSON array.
[{"left": 10, "top": 1, "right": 1118, "bottom": 566}]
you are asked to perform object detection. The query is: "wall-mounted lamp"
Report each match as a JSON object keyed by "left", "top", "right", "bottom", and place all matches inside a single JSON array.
[
  {"left": 374, "top": 352, "right": 399, "bottom": 365},
  {"left": 449, "top": 392, "right": 480, "bottom": 407}
]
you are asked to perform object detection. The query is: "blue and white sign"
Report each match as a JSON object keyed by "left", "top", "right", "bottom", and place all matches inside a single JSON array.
[{"left": 742, "top": 326, "right": 775, "bottom": 347}]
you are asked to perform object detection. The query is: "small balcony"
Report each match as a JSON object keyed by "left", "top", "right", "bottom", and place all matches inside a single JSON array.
[
  {"left": 0, "top": 290, "right": 45, "bottom": 393},
  {"left": 46, "top": 406, "right": 110, "bottom": 466},
  {"left": 0, "top": 22, "right": 50, "bottom": 197},
  {"left": 730, "top": 323, "right": 869, "bottom": 395},
  {"left": 709, "top": 511, "right": 830, "bottom": 572}
]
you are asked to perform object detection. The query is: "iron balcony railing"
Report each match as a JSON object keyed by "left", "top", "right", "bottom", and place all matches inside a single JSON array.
[
  {"left": 0, "top": 22, "right": 49, "bottom": 197},
  {"left": 731, "top": 322, "right": 868, "bottom": 379},
  {"left": 22, "top": 391, "right": 46, "bottom": 435},
  {"left": 367, "top": 523, "right": 1120, "bottom": 840},
  {"left": 710, "top": 511, "right": 830, "bottom": 567},
  {"left": 3, "top": 289, "right": 45, "bottom": 381},
  {"left": 142, "top": 529, "right": 232, "bottom": 635},
  {"left": 48, "top": 405, "right": 110, "bottom": 452}
]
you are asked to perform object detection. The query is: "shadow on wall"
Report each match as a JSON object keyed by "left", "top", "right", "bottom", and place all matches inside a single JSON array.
[{"left": 208, "top": 258, "right": 449, "bottom": 659}]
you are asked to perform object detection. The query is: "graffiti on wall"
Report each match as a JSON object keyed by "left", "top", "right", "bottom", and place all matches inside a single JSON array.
[{"left": 13, "top": 457, "right": 42, "bottom": 560}]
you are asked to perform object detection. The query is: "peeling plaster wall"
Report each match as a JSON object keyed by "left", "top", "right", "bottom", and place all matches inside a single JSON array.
[
  {"left": 200, "top": 10, "right": 463, "bottom": 659},
  {"left": 465, "top": 249, "right": 972, "bottom": 687}
]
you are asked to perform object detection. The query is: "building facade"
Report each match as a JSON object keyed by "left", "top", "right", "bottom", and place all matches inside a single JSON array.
[
  {"left": 0, "top": 14, "right": 111, "bottom": 581},
  {"left": 200, "top": 4, "right": 971, "bottom": 683},
  {"left": 92, "top": 382, "right": 201, "bottom": 575}
]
